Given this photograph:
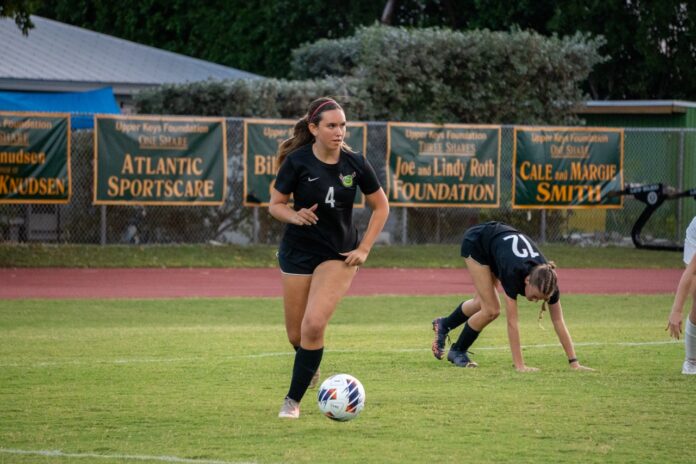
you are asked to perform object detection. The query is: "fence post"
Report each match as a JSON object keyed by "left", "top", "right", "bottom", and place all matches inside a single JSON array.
[
  {"left": 252, "top": 207, "right": 259, "bottom": 244},
  {"left": 401, "top": 208, "right": 408, "bottom": 245},
  {"left": 677, "top": 131, "right": 685, "bottom": 242},
  {"left": 539, "top": 209, "right": 547, "bottom": 244},
  {"left": 100, "top": 205, "right": 107, "bottom": 245}
]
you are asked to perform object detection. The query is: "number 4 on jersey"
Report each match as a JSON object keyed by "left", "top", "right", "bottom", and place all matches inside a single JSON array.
[{"left": 325, "top": 186, "right": 335, "bottom": 208}]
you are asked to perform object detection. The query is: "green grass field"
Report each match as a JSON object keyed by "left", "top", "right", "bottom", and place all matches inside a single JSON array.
[{"left": 1, "top": 294, "right": 694, "bottom": 464}]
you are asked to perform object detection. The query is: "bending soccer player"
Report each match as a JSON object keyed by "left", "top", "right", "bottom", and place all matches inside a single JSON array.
[{"left": 431, "top": 221, "right": 593, "bottom": 372}]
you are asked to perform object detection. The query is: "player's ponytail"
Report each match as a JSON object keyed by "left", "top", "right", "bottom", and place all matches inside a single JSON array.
[
  {"left": 529, "top": 262, "right": 558, "bottom": 322},
  {"left": 276, "top": 97, "right": 344, "bottom": 165},
  {"left": 277, "top": 118, "right": 313, "bottom": 166}
]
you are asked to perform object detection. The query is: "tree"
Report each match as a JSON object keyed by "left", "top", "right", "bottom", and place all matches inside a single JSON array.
[
  {"left": 380, "top": 0, "right": 463, "bottom": 28},
  {"left": 37, "top": 0, "right": 695, "bottom": 99},
  {"left": 36, "top": 0, "right": 384, "bottom": 78},
  {"left": 138, "top": 25, "right": 604, "bottom": 126},
  {"left": 1, "top": 0, "right": 38, "bottom": 35},
  {"left": 452, "top": 0, "right": 696, "bottom": 99},
  {"left": 379, "top": 0, "right": 695, "bottom": 99}
]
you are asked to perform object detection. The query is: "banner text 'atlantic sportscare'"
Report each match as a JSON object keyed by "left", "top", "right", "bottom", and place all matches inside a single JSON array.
[{"left": 94, "top": 116, "right": 227, "bottom": 205}]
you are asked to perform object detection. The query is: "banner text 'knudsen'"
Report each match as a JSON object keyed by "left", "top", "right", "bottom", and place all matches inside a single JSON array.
[{"left": 0, "top": 113, "right": 70, "bottom": 204}]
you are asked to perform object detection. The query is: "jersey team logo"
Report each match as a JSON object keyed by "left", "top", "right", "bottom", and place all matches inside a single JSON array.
[{"left": 340, "top": 172, "right": 356, "bottom": 188}]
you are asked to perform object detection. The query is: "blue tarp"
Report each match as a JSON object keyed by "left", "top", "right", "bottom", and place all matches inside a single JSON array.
[{"left": 0, "top": 87, "right": 120, "bottom": 129}]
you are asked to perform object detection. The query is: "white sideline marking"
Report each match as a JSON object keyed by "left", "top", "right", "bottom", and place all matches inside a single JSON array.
[
  {"left": 0, "top": 448, "right": 255, "bottom": 464},
  {"left": 327, "top": 340, "right": 681, "bottom": 354},
  {"left": 0, "top": 340, "right": 680, "bottom": 369}
]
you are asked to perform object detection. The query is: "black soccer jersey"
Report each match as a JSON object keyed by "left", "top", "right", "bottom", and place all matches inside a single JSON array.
[
  {"left": 274, "top": 144, "right": 381, "bottom": 256},
  {"left": 463, "top": 222, "right": 560, "bottom": 304}
]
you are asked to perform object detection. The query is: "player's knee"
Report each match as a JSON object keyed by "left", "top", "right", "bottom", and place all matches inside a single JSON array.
[
  {"left": 471, "top": 295, "right": 482, "bottom": 311},
  {"left": 481, "top": 304, "right": 501, "bottom": 321},
  {"left": 287, "top": 333, "right": 301, "bottom": 347},
  {"left": 301, "top": 317, "right": 327, "bottom": 341}
]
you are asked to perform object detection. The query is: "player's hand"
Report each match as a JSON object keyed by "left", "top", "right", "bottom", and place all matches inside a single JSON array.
[
  {"left": 515, "top": 365, "right": 540, "bottom": 372},
  {"left": 340, "top": 247, "right": 369, "bottom": 267},
  {"left": 666, "top": 312, "right": 683, "bottom": 339},
  {"left": 291, "top": 204, "right": 318, "bottom": 226}
]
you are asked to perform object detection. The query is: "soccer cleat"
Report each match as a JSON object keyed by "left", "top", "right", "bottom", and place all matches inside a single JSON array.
[
  {"left": 682, "top": 359, "right": 696, "bottom": 375},
  {"left": 431, "top": 317, "right": 450, "bottom": 360},
  {"left": 447, "top": 349, "right": 478, "bottom": 368},
  {"left": 309, "top": 368, "right": 321, "bottom": 389},
  {"left": 278, "top": 397, "right": 300, "bottom": 419}
]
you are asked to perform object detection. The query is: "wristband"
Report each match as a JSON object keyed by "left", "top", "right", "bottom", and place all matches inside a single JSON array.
[{"left": 568, "top": 357, "right": 578, "bottom": 364}]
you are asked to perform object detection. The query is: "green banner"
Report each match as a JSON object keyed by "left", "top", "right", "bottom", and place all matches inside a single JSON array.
[
  {"left": 387, "top": 123, "right": 501, "bottom": 207},
  {"left": 513, "top": 127, "right": 624, "bottom": 209},
  {"left": 94, "top": 116, "right": 227, "bottom": 205},
  {"left": 0, "top": 112, "right": 70, "bottom": 204},
  {"left": 243, "top": 119, "right": 367, "bottom": 206}
]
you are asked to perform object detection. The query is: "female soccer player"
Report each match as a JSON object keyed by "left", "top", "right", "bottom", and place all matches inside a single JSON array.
[
  {"left": 269, "top": 97, "right": 389, "bottom": 418},
  {"left": 431, "top": 221, "right": 593, "bottom": 372},
  {"left": 666, "top": 216, "right": 696, "bottom": 374}
]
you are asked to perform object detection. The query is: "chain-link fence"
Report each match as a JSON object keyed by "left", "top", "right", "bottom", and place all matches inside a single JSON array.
[{"left": 1, "top": 119, "right": 695, "bottom": 246}]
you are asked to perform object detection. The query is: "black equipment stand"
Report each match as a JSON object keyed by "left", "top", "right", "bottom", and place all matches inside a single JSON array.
[{"left": 609, "top": 184, "right": 696, "bottom": 251}]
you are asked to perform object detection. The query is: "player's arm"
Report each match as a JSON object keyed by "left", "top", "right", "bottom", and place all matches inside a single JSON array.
[
  {"left": 503, "top": 295, "right": 538, "bottom": 372},
  {"left": 549, "top": 301, "right": 594, "bottom": 371},
  {"left": 667, "top": 256, "right": 696, "bottom": 339},
  {"left": 268, "top": 188, "right": 317, "bottom": 226},
  {"left": 341, "top": 188, "right": 389, "bottom": 266}
]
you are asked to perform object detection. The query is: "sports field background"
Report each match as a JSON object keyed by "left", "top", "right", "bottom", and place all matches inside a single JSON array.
[
  {"left": 1, "top": 244, "right": 692, "bottom": 463},
  {"left": 2, "top": 275, "right": 695, "bottom": 463}
]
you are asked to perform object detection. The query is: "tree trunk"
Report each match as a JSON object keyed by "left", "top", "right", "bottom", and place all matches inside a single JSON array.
[
  {"left": 381, "top": 0, "right": 398, "bottom": 25},
  {"left": 441, "top": 0, "right": 462, "bottom": 29}
]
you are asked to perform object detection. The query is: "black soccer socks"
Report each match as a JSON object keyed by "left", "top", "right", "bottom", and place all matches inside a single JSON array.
[
  {"left": 442, "top": 301, "right": 469, "bottom": 331},
  {"left": 287, "top": 347, "right": 324, "bottom": 402},
  {"left": 452, "top": 324, "right": 480, "bottom": 352}
]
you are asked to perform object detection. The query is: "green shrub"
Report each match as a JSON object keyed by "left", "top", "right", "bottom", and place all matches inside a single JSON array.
[
  {"left": 290, "top": 35, "right": 361, "bottom": 79},
  {"left": 136, "top": 25, "right": 605, "bottom": 125},
  {"left": 364, "top": 25, "right": 602, "bottom": 123},
  {"left": 135, "top": 77, "right": 366, "bottom": 119}
]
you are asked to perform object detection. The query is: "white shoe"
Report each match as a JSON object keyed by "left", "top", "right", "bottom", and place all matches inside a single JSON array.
[
  {"left": 278, "top": 397, "right": 300, "bottom": 419},
  {"left": 682, "top": 360, "right": 696, "bottom": 375}
]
